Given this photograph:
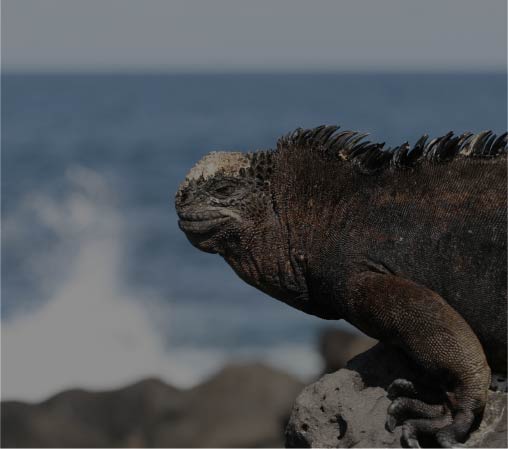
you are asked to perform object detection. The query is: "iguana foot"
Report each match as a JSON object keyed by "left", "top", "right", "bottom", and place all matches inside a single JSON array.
[
  {"left": 388, "top": 378, "right": 419, "bottom": 399},
  {"left": 386, "top": 378, "right": 448, "bottom": 430},
  {"left": 386, "top": 396, "right": 446, "bottom": 432},
  {"left": 435, "top": 409, "right": 475, "bottom": 448},
  {"left": 401, "top": 415, "right": 460, "bottom": 448},
  {"left": 387, "top": 378, "right": 446, "bottom": 403},
  {"left": 386, "top": 378, "right": 479, "bottom": 448}
]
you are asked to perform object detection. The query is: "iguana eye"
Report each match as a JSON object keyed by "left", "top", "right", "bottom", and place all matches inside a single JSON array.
[{"left": 214, "top": 185, "right": 236, "bottom": 196}]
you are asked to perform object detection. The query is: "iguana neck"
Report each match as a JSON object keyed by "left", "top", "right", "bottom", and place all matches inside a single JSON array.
[{"left": 222, "top": 219, "right": 310, "bottom": 312}]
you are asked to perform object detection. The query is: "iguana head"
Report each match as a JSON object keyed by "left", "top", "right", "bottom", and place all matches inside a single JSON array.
[{"left": 175, "top": 151, "right": 274, "bottom": 254}]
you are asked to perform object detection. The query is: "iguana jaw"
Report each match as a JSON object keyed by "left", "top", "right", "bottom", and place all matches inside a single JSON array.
[
  {"left": 177, "top": 210, "right": 232, "bottom": 235},
  {"left": 178, "top": 216, "right": 228, "bottom": 233},
  {"left": 177, "top": 208, "right": 242, "bottom": 254},
  {"left": 175, "top": 206, "right": 229, "bottom": 253}
]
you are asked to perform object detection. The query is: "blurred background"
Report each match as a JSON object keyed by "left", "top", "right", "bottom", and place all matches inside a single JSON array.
[{"left": 2, "top": 0, "right": 506, "bottom": 446}]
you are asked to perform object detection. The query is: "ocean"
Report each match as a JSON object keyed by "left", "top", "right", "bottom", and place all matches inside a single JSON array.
[{"left": 2, "top": 72, "right": 506, "bottom": 400}]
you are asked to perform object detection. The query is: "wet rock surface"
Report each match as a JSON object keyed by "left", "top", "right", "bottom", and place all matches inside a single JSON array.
[{"left": 286, "top": 344, "right": 507, "bottom": 448}]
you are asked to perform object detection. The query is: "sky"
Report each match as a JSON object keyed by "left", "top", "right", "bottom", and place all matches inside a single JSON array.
[{"left": 2, "top": 0, "right": 507, "bottom": 72}]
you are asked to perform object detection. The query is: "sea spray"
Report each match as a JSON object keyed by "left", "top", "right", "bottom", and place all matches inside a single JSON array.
[
  {"left": 2, "top": 166, "right": 224, "bottom": 400},
  {"left": 2, "top": 166, "right": 322, "bottom": 401}
]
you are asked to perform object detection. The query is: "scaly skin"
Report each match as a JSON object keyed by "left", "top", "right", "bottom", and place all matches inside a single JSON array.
[{"left": 175, "top": 126, "right": 507, "bottom": 447}]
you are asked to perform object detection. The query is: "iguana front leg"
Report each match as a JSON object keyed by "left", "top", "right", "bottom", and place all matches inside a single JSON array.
[{"left": 345, "top": 271, "right": 491, "bottom": 448}]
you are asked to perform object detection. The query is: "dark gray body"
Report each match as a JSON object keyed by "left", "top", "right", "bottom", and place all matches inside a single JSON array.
[
  {"left": 176, "top": 126, "right": 507, "bottom": 447},
  {"left": 285, "top": 158, "right": 507, "bottom": 373}
]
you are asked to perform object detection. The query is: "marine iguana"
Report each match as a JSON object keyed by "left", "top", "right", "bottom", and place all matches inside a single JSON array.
[{"left": 175, "top": 125, "right": 507, "bottom": 448}]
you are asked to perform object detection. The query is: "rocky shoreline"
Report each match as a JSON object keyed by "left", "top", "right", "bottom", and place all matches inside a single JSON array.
[
  {"left": 1, "top": 328, "right": 371, "bottom": 448},
  {"left": 5, "top": 331, "right": 504, "bottom": 448},
  {"left": 2, "top": 364, "right": 302, "bottom": 448}
]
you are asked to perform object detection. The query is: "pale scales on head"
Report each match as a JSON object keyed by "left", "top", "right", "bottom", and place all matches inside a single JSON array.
[
  {"left": 179, "top": 150, "right": 275, "bottom": 198},
  {"left": 183, "top": 151, "right": 251, "bottom": 184}
]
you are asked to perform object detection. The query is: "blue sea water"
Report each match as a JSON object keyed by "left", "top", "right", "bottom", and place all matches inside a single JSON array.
[{"left": 2, "top": 73, "right": 506, "bottom": 398}]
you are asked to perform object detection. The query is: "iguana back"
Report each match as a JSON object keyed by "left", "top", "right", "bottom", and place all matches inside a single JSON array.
[{"left": 282, "top": 153, "right": 507, "bottom": 372}]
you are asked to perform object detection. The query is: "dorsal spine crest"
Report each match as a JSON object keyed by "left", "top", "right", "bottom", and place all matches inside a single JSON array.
[{"left": 277, "top": 125, "right": 508, "bottom": 174}]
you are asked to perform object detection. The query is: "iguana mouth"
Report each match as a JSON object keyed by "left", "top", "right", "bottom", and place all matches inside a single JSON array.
[
  {"left": 177, "top": 212, "right": 231, "bottom": 235},
  {"left": 177, "top": 210, "right": 226, "bottom": 222}
]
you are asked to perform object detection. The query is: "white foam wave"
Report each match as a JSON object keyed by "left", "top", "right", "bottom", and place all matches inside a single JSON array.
[
  {"left": 1, "top": 167, "right": 208, "bottom": 400},
  {"left": 2, "top": 166, "right": 320, "bottom": 402}
]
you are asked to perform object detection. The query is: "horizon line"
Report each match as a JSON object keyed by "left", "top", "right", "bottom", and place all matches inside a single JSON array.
[{"left": 2, "top": 67, "right": 507, "bottom": 76}]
